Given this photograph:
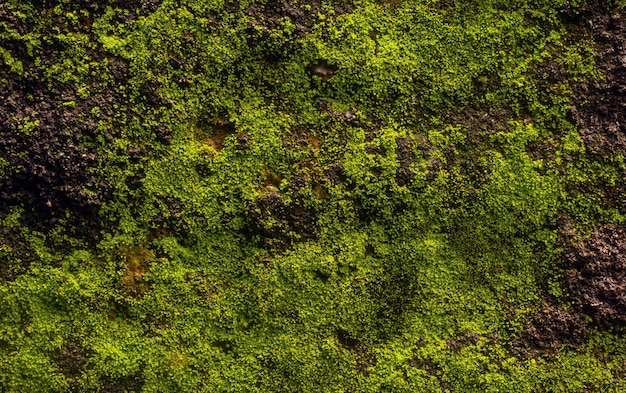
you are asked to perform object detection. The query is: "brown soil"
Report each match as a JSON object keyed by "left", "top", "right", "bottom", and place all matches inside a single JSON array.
[
  {"left": 99, "top": 373, "right": 144, "bottom": 393},
  {"left": 0, "top": 75, "right": 111, "bottom": 228},
  {"left": 245, "top": 0, "right": 354, "bottom": 39},
  {"left": 0, "top": 225, "right": 39, "bottom": 281},
  {"left": 244, "top": 0, "right": 354, "bottom": 60},
  {"left": 55, "top": 341, "right": 91, "bottom": 391},
  {"left": 0, "top": 2, "right": 171, "bottom": 249},
  {"left": 247, "top": 178, "right": 319, "bottom": 250},
  {"left": 394, "top": 137, "right": 416, "bottom": 186},
  {"left": 512, "top": 2, "right": 626, "bottom": 357},
  {"left": 565, "top": 224, "right": 626, "bottom": 329},
  {"left": 519, "top": 221, "right": 626, "bottom": 357},
  {"left": 571, "top": 7, "right": 626, "bottom": 156},
  {"left": 0, "top": 3, "right": 111, "bottom": 238},
  {"left": 515, "top": 298, "right": 590, "bottom": 358},
  {"left": 446, "top": 332, "right": 481, "bottom": 353},
  {"left": 336, "top": 329, "right": 372, "bottom": 375},
  {"left": 194, "top": 120, "right": 237, "bottom": 151}
]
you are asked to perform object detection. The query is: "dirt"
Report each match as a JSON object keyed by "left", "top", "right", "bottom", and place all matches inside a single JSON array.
[
  {"left": 324, "top": 163, "right": 347, "bottom": 185},
  {"left": 394, "top": 137, "right": 416, "bottom": 186},
  {"left": 446, "top": 332, "right": 481, "bottom": 353},
  {"left": 543, "top": 2, "right": 626, "bottom": 344},
  {"left": 119, "top": 247, "right": 153, "bottom": 298},
  {"left": 282, "top": 125, "right": 321, "bottom": 151},
  {"left": 244, "top": 0, "right": 354, "bottom": 60},
  {"left": 55, "top": 341, "right": 91, "bottom": 391},
  {"left": 570, "top": 6, "right": 626, "bottom": 156},
  {"left": 518, "top": 220, "right": 626, "bottom": 357},
  {"left": 515, "top": 298, "right": 590, "bottom": 358},
  {"left": 99, "top": 373, "right": 144, "bottom": 393},
  {"left": 564, "top": 224, "right": 626, "bottom": 329},
  {"left": 0, "top": 225, "right": 39, "bottom": 281},
  {"left": 439, "top": 108, "right": 515, "bottom": 187},
  {"left": 309, "top": 60, "right": 338, "bottom": 82},
  {"left": 336, "top": 329, "right": 372, "bottom": 375},
  {"left": 0, "top": 3, "right": 112, "bottom": 239},
  {"left": 247, "top": 178, "right": 319, "bottom": 250},
  {"left": 0, "top": 2, "right": 172, "bottom": 254},
  {"left": 245, "top": 0, "right": 354, "bottom": 39},
  {"left": 0, "top": 75, "right": 111, "bottom": 239},
  {"left": 194, "top": 120, "right": 237, "bottom": 151}
]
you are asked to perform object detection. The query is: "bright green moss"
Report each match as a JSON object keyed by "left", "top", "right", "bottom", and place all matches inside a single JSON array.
[{"left": 1, "top": 0, "right": 624, "bottom": 391}]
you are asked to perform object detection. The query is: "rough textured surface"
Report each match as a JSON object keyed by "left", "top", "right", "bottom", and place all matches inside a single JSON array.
[
  {"left": 0, "top": 225, "right": 38, "bottom": 281},
  {"left": 247, "top": 181, "right": 319, "bottom": 249},
  {"left": 55, "top": 341, "right": 90, "bottom": 379},
  {"left": 516, "top": 299, "right": 590, "bottom": 358},
  {"left": 245, "top": 0, "right": 354, "bottom": 60},
  {"left": 0, "top": 76, "right": 110, "bottom": 234},
  {"left": 565, "top": 224, "right": 626, "bottom": 328},
  {"left": 2, "top": 0, "right": 626, "bottom": 391},
  {"left": 572, "top": 9, "right": 626, "bottom": 156}
]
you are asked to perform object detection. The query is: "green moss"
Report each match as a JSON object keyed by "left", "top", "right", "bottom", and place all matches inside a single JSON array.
[{"left": 1, "top": 0, "right": 625, "bottom": 391}]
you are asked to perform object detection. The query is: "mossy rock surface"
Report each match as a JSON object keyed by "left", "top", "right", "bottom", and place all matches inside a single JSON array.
[{"left": 1, "top": 1, "right": 626, "bottom": 392}]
